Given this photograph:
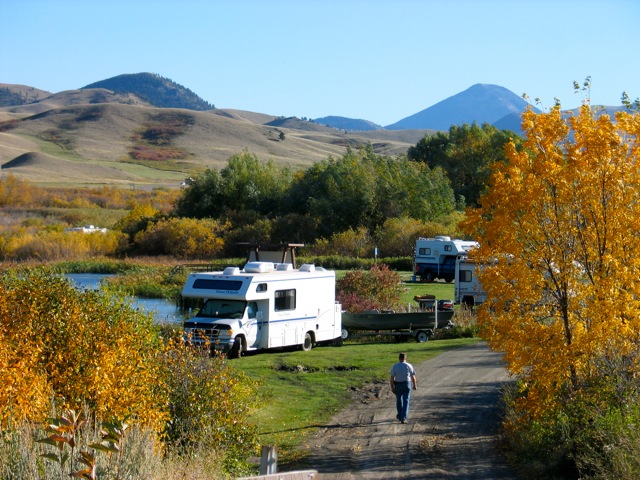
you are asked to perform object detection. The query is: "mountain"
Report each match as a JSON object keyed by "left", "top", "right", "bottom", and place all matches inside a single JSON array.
[
  {"left": 313, "top": 116, "right": 383, "bottom": 131},
  {"left": 83, "top": 73, "right": 214, "bottom": 111},
  {"left": 0, "top": 74, "right": 580, "bottom": 188},
  {"left": 386, "top": 84, "right": 537, "bottom": 131}
]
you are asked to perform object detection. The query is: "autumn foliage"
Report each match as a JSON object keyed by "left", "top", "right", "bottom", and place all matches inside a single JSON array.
[
  {"left": 0, "top": 270, "right": 259, "bottom": 474},
  {"left": 463, "top": 96, "right": 640, "bottom": 475},
  {"left": 337, "top": 264, "right": 405, "bottom": 313},
  {"left": 0, "top": 270, "right": 166, "bottom": 428}
]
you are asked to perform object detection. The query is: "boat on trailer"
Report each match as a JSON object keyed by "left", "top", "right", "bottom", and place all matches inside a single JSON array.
[{"left": 341, "top": 295, "right": 454, "bottom": 342}]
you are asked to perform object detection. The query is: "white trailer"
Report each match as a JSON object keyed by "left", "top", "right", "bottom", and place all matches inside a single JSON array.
[
  {"left": 181, "top": 261, "right": 342, "bottom": 357},
  {"left": 413, "top": 236, "right": 479, "bottom": 282},
  {"left": 454, "top": 256, "right": 487, "bottom": 307}
]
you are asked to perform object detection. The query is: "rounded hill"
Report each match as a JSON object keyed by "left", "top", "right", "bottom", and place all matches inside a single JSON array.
[{"left": 83, "top": 73, "right": 215, "bottom": 111}]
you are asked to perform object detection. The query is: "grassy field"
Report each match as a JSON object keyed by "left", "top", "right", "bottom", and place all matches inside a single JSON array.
[
  {"left": 235, "top": 337, "right": 478, "bottom": 465},
  {"left": 398, "top": 278, "right": 454, "bottom": 306}
]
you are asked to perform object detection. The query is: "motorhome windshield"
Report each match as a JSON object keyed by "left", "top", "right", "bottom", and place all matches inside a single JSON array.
[{"left": 198, "top": 299, "right": 247, "bottom": 319}]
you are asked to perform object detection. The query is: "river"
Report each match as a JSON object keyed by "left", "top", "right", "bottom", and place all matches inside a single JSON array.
[{"left": 65, "top": 273, "right": 190, "bottom": 324}]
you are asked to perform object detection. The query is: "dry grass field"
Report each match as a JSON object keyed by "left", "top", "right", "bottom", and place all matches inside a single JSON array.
[{"left": 0, "top": 87, "right": 430, "bottom": 188}]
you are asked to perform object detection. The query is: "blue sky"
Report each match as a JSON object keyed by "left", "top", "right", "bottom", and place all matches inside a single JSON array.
[{"left": 1, "top": 0, "right": 638, "bottom": 126}]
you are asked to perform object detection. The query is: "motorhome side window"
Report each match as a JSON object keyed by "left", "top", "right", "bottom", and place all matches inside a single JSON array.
[
  {"left": 275, "top": 289, "right": 296, "bottom": 311},
  {"left": 418, "top": 248, "right": 431, "bottom": 255},
  {"left": 444, "top": 245, "right": 452, "bottom": 252},
  {"left": 247, "top": 301, "right": 258, "bottom": 318},
  {"left": 461, "top": 270, "right": 473, "bottom": 282},
  {"left": 256, "top": 283, "right": 267, "bottom": 292}
]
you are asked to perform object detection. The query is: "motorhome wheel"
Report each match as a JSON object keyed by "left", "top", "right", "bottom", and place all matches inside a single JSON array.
[
  {"left": 229, "top": 337, "right": 243, "bottom": 358},
  {"left": 302, "top": 332, "right": 314, "bottom": 351}
]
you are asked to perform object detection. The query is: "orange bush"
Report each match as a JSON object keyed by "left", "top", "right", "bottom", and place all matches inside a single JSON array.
[
  {"left": 0, "top": 271, "right": 167, "bottom": 429},
  {"left": 134, "top": 217, "right": 226, "bottom": 258}
]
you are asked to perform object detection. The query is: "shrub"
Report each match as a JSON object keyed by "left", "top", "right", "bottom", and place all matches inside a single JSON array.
[
  {"left": 501, "top": 346, "right": 640, "bottom": 479},
  {"left": 0, "top": 270, "right": 167, "bottom": 429},
  {"left": 374, "top": 217, "right": 429, "bottom": 257},
  {"left": 159, "top": 334, "right": 259, "bottom": 475},
  {"left": 337, "top": 264, "right": 404, "bottom": 312},
  {"left": 134, "top": 217, "right": 225, "bottom": 258},
  {"left": 317, "top": 227, "right": 373, "bottom": 258},
  {"left": 0, "top": 228, "right": 127, "bottom": 261},
  {"left": 298, "top": 255, "right": 374, "bottom": 270},
  {"left": 433, "top": 306, "right": 479, "bottom": 339},
  {"left": 0, "top": 269, "right": 260, "bottom": 477}
]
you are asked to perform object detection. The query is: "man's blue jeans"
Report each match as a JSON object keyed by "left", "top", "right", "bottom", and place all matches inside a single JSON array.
[{"left": 394, "top": 382, "right": 411, "bottom": 421}]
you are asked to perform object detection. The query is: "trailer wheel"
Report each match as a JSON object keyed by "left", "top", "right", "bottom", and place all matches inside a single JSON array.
[
  {"left": 302, "top": 332, "right": 314, "bottom": 351},
  {"left": 415, "top": 330, "right": 431, "bottom": 343},
  {"left": 423, "top": 271, "right": 434, "bottom": 283},
  {"left": 340, "top": 328, "right": 350, "bottom": 340}
]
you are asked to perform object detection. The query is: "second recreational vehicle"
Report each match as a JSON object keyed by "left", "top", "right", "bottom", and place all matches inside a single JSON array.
[{"left": 454, "top": 256, "right": 487, "bottom": 307}]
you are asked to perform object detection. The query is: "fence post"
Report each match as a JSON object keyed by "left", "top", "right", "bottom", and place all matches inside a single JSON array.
[{"left": 260, "top": 445, "right": 277, "bottom": 475}]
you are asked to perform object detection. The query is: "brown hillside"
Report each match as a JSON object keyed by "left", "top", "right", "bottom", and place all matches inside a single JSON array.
[
  {"left": 1, "top": 151, "right": 144, "bottom": 185},
  {"left": 0, "top": 83, "right": 52, "bottom": 104},
  {"left": 0, "top": 101, "right": 425, "bottom": 187},
  {"left": 213, "top": 109, "right": 279, "bottom": 125},
  {"left": 0, "top": 88, "right": 149, "bottom": 116}
]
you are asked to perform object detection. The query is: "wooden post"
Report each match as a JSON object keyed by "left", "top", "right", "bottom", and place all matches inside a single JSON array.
[{"left": 260, "top": 445, "right": 277, "bottom": 475}]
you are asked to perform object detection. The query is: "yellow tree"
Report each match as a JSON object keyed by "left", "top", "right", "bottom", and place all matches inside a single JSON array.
[{"left": 463, "top": 98, "right": 640, "bottom": 419}]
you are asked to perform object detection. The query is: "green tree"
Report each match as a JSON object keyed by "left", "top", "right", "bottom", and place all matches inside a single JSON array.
[
  {"left": 287, "top": 146, "right": 456, "bottom": 238},
  {"left": 173, "top": 150, "right": 293, "bottom": 220},
  {"left": 286, "top": 147, "right": 378, "bottom": 237},
  {"left": 173, "top": 169, "right": 225, "bottom": 218},
  {"left": 221, "top": 149, "right": 292, "bottom": 214},
  {"left": 409, "top": 122, "right": 521, "bottom": 207}
]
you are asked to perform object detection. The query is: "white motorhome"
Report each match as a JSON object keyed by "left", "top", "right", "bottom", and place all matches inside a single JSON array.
[
  {"left": 454, "top": 256, "right": 487, "bottom": 307},
  {"left": 181, "top": 261, "right": 342, "bottom": 357},
  {"left": 413, "top": 236, "right": 479, "bottom": 282}
]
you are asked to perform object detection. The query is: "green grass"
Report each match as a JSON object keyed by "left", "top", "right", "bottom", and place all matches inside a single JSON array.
[
  {"left": 399, "top": 279, "right": 454, "bottom": 306},
  {"left": 234, "top": 337, "right": 478, "bottom": 464}
]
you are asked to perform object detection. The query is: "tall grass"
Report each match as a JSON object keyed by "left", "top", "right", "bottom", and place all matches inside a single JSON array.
[{"left": 0, "top": 413, "right": 226, "bottom": 480}]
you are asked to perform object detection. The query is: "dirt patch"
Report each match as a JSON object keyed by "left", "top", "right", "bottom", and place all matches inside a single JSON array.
[{"left": 294, "top": 342, "right": 520, "bottom": 479}]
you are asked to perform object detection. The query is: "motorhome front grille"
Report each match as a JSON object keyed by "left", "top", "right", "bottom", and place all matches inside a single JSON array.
[{"left": 183, "top": 323, "right": 227, "bottom": 340}]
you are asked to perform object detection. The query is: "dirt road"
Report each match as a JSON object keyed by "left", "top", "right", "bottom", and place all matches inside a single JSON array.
[{"left": 301, "top": 342, "right": 520, "bottom": 479}]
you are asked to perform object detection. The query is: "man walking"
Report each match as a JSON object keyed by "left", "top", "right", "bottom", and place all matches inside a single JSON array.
[{"left": 390, "top": 352, "right": 417, "bottom": 423}]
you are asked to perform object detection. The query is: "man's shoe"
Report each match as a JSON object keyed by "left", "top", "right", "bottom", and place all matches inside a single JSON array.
[{"left": 401, "top": 419, "right": 406, "bottom": 424}]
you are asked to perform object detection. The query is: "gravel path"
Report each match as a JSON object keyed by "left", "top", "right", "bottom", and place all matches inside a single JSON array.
[{"left": 301, "top": 342, "right": 520, "bottom": 479}]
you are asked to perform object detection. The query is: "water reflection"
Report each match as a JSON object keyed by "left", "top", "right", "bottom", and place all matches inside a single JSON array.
[{"left": 65, "top": 273, "right": 189, "bottom": 324}]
